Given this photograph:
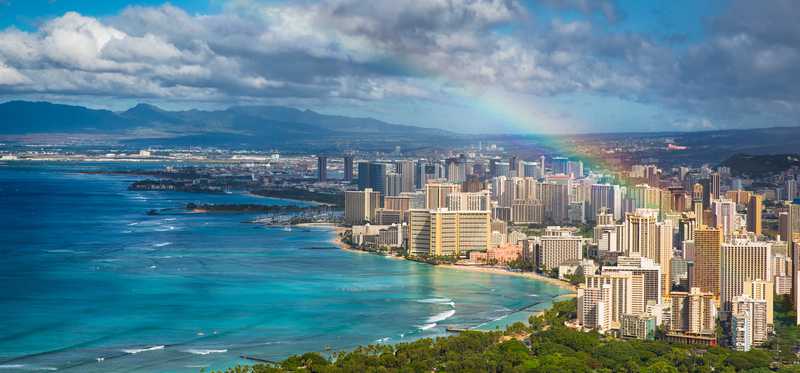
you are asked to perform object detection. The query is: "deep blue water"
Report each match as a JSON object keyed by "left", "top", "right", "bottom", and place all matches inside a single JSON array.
[{"left": 0, "top": 162, "right": 567, "bottom": 372}]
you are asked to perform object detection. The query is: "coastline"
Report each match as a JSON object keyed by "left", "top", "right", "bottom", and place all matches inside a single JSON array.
[
  {"left": 436, "top": 264, "right": 577, "bottom": 293},
  {"left": 312, "top": 223, "right": 577, "bottom": 294}
]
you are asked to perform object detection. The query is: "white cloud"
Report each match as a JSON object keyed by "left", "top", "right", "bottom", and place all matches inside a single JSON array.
[
  {"left": 0, "top": 0, "right": 797, "bottom": 131},
  {"left": 0, "top": 62, "right": 27, "bottom": 85}
]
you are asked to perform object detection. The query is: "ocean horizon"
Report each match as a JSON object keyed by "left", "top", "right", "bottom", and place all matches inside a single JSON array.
[{"left": 0, "top": 162, "right": 568, "bottom": 372}]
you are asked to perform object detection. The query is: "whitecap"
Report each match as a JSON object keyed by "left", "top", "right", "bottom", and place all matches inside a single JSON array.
[
  {"left": 122, "top": 345, "right": 165, "bottom": 354},
  {"left": 374, "top": 337, "right": 390, "bottom": 344},
  {"left": 426, "top": 309, "right": 456, "bottom": 323},
  {"left": 153, "top": 242, "right": 171, "bottom": 247},
  {"left": 418, "top": 323, "right": 437, "bottom": 330},
  {"left": 0, "top": 365, "right": 58, "bottom": 371},
  {"left": 45, "top": 249, "right": 79, "bottom": 254},
  {"left": 183, "top": 349, "right": 227, "bottom": 355},
  {"left": 528, "top": 294, "right": 540, "bottom": 297},
  {"left": 416, "top": 298, "right": 451, "bottom": 304}
]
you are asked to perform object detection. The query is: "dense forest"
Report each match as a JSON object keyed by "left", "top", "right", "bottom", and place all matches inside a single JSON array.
[{"left": 214, "top": 297, "right": 800, "bottom": 372}]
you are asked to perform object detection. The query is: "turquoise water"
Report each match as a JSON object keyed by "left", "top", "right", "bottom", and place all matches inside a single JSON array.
[{"left": 0, "top": 163, "right": 568, "bottom": 372}]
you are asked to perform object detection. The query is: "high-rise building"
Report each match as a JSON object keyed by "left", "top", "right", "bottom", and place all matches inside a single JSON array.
[
  {"left": 700, "top": 179, "right": 712, "bottom": 209},
  {"left": 622, "top": 211, "right": 657, "bottom": 257},
  {"left": 414, "top": 160, "right": 428, "bottom": 190},
  {"left": 425, "top": 182, "right": 461, "bottom": 209},
  {"left": 551, "top": 157, "right": 569, "bottom": 175},
  {"left": 445, "top": 157, "right": 466, "bottom": 183},
  {"left": 747, "top": 195, "right": 763, "bottom": 236},
  {"left": 493, "top": 161, "right": 511, "bottom": 178},
  {"left": 670, "top": 287, "right": 717, "bottom": 335},
  {"left": 535, "top": 234, "right": 583, "bottom": 272},
  {"left": 344, "top": 188, "right": 381, "bottom": 225},
  {"left": 521, "top": 161, "right": 542, "bottom": 179},
  {"left": 621, "top": 211, "right": 673, "bottom": 296},
  {"left": 357, "top": 162, "right": 388, "bottom": 194},
  {"left": 585, "top": 272, "right": 646, "bottom": 325},
  {"left": 743, "top": 279, "right": 773, "bottom": 326},
  {"left": 693, "top": 183, "right": 705, "bottom": 226},
  {"left": 407, "top": 209, "right": 491, "bottom": 257},
  {"left": 726, "top": 190, "right": 753, "bottom": 206},
  {"left": 712, "top": 198, "right": 737, "bottom": 239},
  {"left": 384, "top": 195, "right": 411, "bottom": 212},
  {"left": 540, "top": 182, "right": 569, "bottom": 223},
  {"left": 400, "top": 191, "right": 426, "bottom": 209},
  {"left": 620, "top": 313, "right": 657, "bottom": 340},
  {"left": 603, "top": 256, "right": 662, "bottom": 305},
  {"left": 710, "top": 172, "right": 721, "bottom": 201},
  {"left": 317, "top": 156, "right": 327, "bottom": 182},
  {"left": 628, "top": 184, "right": 662, "bottom": 210},
  {"left": 693, "top": 226, "right": 722, "bottom": 296},
  {"left": 730, "top": 309, "right": 752, "bottom": 352},
  {"left": 568, "top": 160, "right": 584, "bottom": 179},
  {"left": 591, "top": 184, "right": 621, "bottom": 221},
  {"left": 446, "top": 191, "right": 491, "bottom": 211},
  {"left": 597, "top": 207, "right": 614, "bottom": 226},
  {"left": 787, "top": 179, "right": 798, "bottom": 201},
  {"left": 789, "top": 200, "right": 800, "bottom": 242},
  {"left": 578, "top": 284, "right": 612, "bottom": 332},
  {"left": 720, "top": 241, "right": 771, "bottom": 310},
  {"left": 731, "top": 295, "right": 769, "bottom": 347},
  {"left": 383, "top": 173, "right": 403, "bottom": 197},
  {"left": 343, "top": 155, "right": 353, "bottom": 181},
  {"left": 462, "top": 175, "right": 483, "bottom": 193},
  {"left": 395, "top": 160, "right": 415, "bottom": 193},
  {"left": 511, "top": 199, "right": 545, "bottom": 224}
]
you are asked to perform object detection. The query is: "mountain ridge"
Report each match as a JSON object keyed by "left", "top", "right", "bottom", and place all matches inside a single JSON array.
[{"left": 0, "top": 100, "right": 451, "bottom": 139}]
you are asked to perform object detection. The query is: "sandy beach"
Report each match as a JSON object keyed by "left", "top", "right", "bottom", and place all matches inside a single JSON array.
[
  {"left": 437, "top": 264, "right": 577, "bottom": 292},
  {"left": 311, "top": 224, "right": 577, "bottom": 294}
]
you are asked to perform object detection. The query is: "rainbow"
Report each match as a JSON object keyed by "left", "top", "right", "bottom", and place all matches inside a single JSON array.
[{"left": 394, "top": 56, "right": 631, "bottom": 177}]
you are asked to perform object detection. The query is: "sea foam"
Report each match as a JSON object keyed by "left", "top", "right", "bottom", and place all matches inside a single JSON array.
[
  {"left": 183, "top": 349, "right": 227, "bottom": 355},
  {"left": 417, "top": 298, "right": 451, "bottom": 304},
  {"left": 121, "top": 345, "right": 165, "bottom": 354},
  {"left": 418, "top": 323, "right": 437, "bottom": 330},
  {"left": 426, "top": 309, "right": 456, "bottom": 323}
]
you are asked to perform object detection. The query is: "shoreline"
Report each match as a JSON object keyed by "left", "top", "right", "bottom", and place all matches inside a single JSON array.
[
  {"left": 315, "top": 224, "right": 577, "bottom": 294},
  {"left": 436, "top": 264, "right": 577, "bottom": 293}
]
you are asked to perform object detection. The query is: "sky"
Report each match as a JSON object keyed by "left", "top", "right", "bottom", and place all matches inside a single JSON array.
[{"left": 0, "top": 0, "right": 798, "bottom": 134}]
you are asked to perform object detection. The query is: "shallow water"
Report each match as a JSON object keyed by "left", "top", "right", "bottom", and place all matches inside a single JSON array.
[{"left": 0, "top": 162, "right": 568, "bottom": 372}]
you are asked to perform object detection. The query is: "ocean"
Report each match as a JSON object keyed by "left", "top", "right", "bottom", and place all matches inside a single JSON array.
[{"left": 0, "top": 162, "right": 568, "bottom": 372}]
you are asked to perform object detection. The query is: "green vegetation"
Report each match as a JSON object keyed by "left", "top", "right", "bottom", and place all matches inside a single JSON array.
[
  {"left": 251, "top": 187, "right": 344, "bottom": 207},
  {"left": 185, "top": 203, "right": 320, "bottom": 213},
  {"left": 214, "top": 299, "right": 800, "bottom": 372},
  {"left": 721, "top": 153, "right": 800, "bottom": 178},
  {"left": 507, "top": 258, "right": 535, "bottom": 272},
  {"left": 767, "top": 295, "right": 800, "bottom": 364},
  {"left": 406, "top": 255, "right": 459, "bottom": 265},
  {"left": 564, "top": 272, "right": 585, "bottom": 286}
]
